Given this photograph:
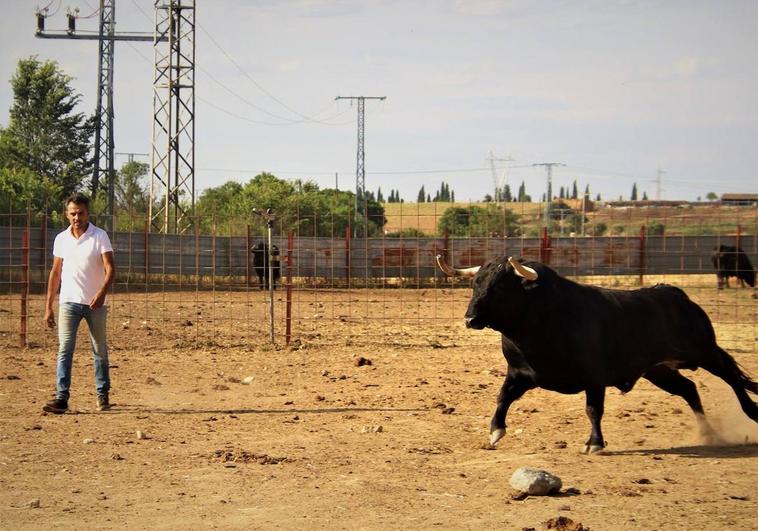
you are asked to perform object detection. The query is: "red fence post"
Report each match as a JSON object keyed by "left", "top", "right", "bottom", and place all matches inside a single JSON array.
[
  {"left": 285, "top": 231, "right": 293, "bottom": 346},
  {"left": 443, "top": 227, "right": 450, "bottom": 263},
  {"left": 40, "top": 213, "right": 48, "bottom": 275},
  {"left": 20, "top": 229, "right": 29, "bottom": 348},
  {"left": 246, "top": 224, "right": 251, "bottom": 287},
  {"left": 143, "top": 219, "right": 150, "bottom": 286},
  {"left": 540, "top": 227, "right": 551, "bottom": 264},
  {"left": 639, "top": 224, "right": 646, "bottom": 286},
  {"left": 345, "top": 224, "right": 351, "bottom": 284}
]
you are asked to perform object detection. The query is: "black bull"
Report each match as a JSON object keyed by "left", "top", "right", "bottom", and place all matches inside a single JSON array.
[
  {"left": 711, "top": 244, "right": 756, "bottom": 289},
  {"left": 437, "top": 255, "right": 758, "bottom": 453},
  {"left": 251, "top": 242, "right": 281, "bottom": 290}
]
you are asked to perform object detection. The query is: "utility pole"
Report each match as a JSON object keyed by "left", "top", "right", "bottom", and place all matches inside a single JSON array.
[
  {"left": 335, "top": 95, "right": 386, "bottom": 237},
  {"left": 532, "top": 162, "right": 565, "bottom": 228},
  {"left": 150, "top": 0, "right": 196, "bottom": 234},
  {"left": 35, "top": 1, "right": 164, "bottom": 232},
  {"left": 654, "top": 168, "right": 665, "bottom": 200},
  {"left": 487, "top": 151, "right": 515, "bottom": 201},
  {"left": 116, "top": 152, "right": 149, "bottom": 163}
]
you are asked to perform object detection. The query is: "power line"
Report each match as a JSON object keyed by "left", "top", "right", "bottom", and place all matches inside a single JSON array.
[
  {"left": 199, "top": 23, "right": 343, "bottom": 125},
  {"left": 196, "top": 68, "right": 353, "bottom": 125},
  {"left": 34, "top": 0, "right": 165, "bottom": 231}
]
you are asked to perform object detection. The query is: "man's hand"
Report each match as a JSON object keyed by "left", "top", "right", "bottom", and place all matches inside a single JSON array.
[
  {"left": 89, "top": 291, "right": 106, "bottom": 310},
  {"left": 44, "top": 308, "right": 55, "bottom": 328}
]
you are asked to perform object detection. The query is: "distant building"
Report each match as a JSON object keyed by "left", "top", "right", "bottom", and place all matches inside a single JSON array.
[{"left": 720, "top": 193, "right": 758, "bottom": 206}]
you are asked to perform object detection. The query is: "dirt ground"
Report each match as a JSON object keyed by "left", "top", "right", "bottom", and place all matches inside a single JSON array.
[{"left": 1, "top": 283, "right": 757, "bottom": 530}]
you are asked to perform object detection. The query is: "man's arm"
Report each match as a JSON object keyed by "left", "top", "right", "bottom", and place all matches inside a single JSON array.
[
  {"left": 44, "top": 257, "right": 63, "bottom": 328},
  {"left": 89, "top": 251, "right": 115, "bottom": 310}
]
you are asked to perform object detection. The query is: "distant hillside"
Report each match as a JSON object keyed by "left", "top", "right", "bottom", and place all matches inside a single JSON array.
[
  {"left": 382, "top": 201, "right": 543, "bottom": 235},
  {"left": 382, "top": 201, "right": 757, "bottom": 237}
]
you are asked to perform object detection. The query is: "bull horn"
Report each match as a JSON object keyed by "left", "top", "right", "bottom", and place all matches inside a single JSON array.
[
  {"left": 436, "top": 254, "right": 480, "bottom": 277},
  {"left": 508, "top": 257, "right": 538, "bottom": 281}
]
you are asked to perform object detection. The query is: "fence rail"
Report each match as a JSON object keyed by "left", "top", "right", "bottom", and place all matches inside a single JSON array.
[
  {"left": 1, "top": 208, "right": 756, "bottom": 351},
  {"left": 2, "top": 225, "right": 755, "bottom": 283}
]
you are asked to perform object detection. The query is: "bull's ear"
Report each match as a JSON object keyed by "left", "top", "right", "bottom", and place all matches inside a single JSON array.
[{"left": 507, "top": 257, "right": 538, "bottom": 281}]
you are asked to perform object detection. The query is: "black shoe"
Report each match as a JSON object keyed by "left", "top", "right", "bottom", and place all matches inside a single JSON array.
[
  {"left": 96, "top": 394, "right": 110, "bottom": 411},
  {"left": 43, "top": 398, "right": 68, "bottom": 414}
]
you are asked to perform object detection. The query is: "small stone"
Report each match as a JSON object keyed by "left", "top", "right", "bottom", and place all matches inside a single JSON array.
[
  {"left": 241, "top": 376, "right": 254, "bottom": 385},
  {"left": 361, "top": 425, "right": 383, "bottom": 433},
  {"left": 136, "top": 430, "right": 147, "bottom": 440},
  {"left": 320, "top": 370, "right": 329, "bottom": 376},
  {"left": 509, "top": 467, "right": 562, "bottom": 496},
  {"left": 27, "top": 498, "right": 41, "bottom": 508},
  {"left": 441, "top": 407, "right": 455, "bottom": 415},
  {"left": 354, "top": 357, "right": 373, "bottom": 367},
  {"left": 544, "top": 516, "right": 589, "bottom": 530},
  {"left": 83, "top": 438, "right": 95, "bottom": 444},
  {"left": 181, "top": 320, "right": 193, "bottom": 326}
]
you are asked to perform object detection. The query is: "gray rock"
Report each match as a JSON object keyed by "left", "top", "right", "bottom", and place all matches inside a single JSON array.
[{"left": 509, "top": 467, "right": 562, "bottom": 496}]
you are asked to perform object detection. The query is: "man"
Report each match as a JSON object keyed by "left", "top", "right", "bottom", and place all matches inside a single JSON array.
[{"left": 42, "top": 193, "right": 116, "bottom": 414}]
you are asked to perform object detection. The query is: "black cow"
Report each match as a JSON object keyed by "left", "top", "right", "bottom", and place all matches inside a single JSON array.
[
  {"left": 437, "top": 254, "right": 758, "bottom": 453},
  {"left": 251, "top": 242, "right": 281, "bottom": 290},
  {"left": 711, "top": 245, "right": 755, "bottom": 289}
]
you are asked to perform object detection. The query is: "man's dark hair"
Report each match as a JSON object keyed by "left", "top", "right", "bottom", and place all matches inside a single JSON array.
[{"left": 64, "top": 192, "right": 90, "bottom": 211}]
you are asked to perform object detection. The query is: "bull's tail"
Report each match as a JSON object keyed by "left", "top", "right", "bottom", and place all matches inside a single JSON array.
[{"left": 707, "top": 347, "right": 758, "bottom": 422}]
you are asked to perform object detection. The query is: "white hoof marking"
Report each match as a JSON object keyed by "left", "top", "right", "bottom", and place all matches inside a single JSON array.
[
  {"left": 582, "top": 444, "right": 605, "bottom": 454},
  {"left": 490, "top": 428, "right": 506, "bottom": 446}
]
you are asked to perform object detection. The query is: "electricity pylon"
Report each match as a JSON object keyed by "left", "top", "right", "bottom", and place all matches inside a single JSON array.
[
  {"left": 35, "top": 0, "right": 161, "bottom": 231},
  {"left": 149, "top": 0, "right": 196, "bottom": 234},
  {"left": 335, "top": 95, "right": 386, "bottom": 236},
  {"left": 532, "top": 162, "right": 565, "bottom": 226}
]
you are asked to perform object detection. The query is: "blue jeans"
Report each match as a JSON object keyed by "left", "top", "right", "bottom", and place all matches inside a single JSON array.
[{"left": 56, "top": 303, "right": 110, "bottom": 401}]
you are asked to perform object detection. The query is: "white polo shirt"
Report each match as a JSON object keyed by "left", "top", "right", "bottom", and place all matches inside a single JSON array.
[{"left": 53, "top": 223, "right": 114, "bottom": 306}]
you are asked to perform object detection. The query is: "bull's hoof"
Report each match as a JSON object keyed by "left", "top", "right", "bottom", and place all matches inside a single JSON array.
[
  {"left": 581, "top": 444, "right": 606, "bottom": 454},
  {"left": 490, "top": 428, "right": 506, "bottom": 446}
]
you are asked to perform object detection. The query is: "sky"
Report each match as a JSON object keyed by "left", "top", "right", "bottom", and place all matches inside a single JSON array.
[{"left": 1, "top": 0, "right": 757, "bottom": 203}]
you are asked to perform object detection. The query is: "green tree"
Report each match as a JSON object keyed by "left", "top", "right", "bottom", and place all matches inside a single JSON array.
[
  {"left": 0, "top": 57, "right": 94, "bottom": 200},
  {"left": 115, "top": 161, "right": 149, "bottom": 217},
  {"left": 0, "top": 166, "right": 62, "bottom": 217},
  {"left": 592, "top": 222, "right": 607, "bottom": 236},
  {"left": 438, "top": 204, "right": 521, "bottom": 237},
  {"left": 706, "top": 192, "right": 718, "bottom": 201},
  {"left": 417, "top": 185, "right": 426, "bottom": 203},
  {"left": 571, "top": 180, "right": 578, "bottom": 200},
  {"left": 194, "top": 173, "right": 386, "bottom": 237},
  {"left": 647, "top": 220, "right": 665, "bottom": 235},
  {"left": 631, "top": 183, "right": 638, "bottom": 201},
  {"left": 195, "top": 181, "right": 246, "bottom": 232}
]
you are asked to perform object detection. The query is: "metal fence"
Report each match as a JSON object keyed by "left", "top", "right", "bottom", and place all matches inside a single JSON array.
[
  {"left": 2, "top": 226, "right": 756, "bottom": 281},
  {"left": 1, "top": 204, "right": 756, "bottom": 351}
]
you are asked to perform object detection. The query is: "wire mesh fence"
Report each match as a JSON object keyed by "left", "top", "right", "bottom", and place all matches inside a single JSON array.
[{"left": 0, "top": 201, "right": 756, "bottom": 353}]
